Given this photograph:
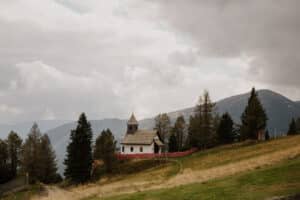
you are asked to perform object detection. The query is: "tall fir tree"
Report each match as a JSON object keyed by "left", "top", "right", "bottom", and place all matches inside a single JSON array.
[
  {"left": 94, "top": 129, "right": 116, "bottom": 173},
  {"left": 265, "top": 129, "right": 270, "bottom": 140},
  {"left": 217, "top": 112, "right": 235, "bottom": 144},
  {"left": 22, "top": 123, "right": 42, "bottom": 183},
  {"left": 38, "top": 134, "right": 58, "bottom": 184},
  {"left": 154, "top": 113, "right": 171, "bottom": 144},
  {"left": 240, "top": 88, "right": 268, "bottom": 140},
  {"left": 287, "top": 118, "right": 297, "bottom": 135},
  {"left": 188, "top": 90, "right": 215, "bottom": 149},
  {"left": 172, "top": 115, "right": 186, "bottom": 151},
  {"left": 64, "top": 113, "right": 93, "bottom": 183},
  {"left": 296, "top": 118, "right": 300, "bottom": 133},
  {"left": 168, "top": 134, "right": 178, "bottom": 152},
  {"left": 7, "top": 131, "right": 22, "bottom": 177},
  {"left": 0, "top": 139, "right": 10, "bottom": 183}
]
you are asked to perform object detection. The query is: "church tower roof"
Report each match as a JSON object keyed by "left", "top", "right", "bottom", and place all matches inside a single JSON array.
[{"left": 127, "top": 113, "right": 138, "bottom": 125}]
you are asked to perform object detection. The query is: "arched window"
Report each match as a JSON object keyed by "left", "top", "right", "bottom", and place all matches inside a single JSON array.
[
  {"left": 122, "top": 146, "right": 124, "bottom": 152},
  {"left": 130, "top": 146, "right": 134, "bottom": 152},
  {"left": 140, "top": 146, "right": 143, "bottom": 152}
]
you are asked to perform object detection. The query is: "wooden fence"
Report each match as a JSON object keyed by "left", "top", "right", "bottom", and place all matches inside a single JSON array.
[{"left": 116, "top": 148, "right": 198, "bottom": 160}]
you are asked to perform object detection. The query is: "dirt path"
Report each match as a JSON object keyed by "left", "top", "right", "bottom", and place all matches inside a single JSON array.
[{"left": 32, "top": 145, "right": 300, "bottom": 200}]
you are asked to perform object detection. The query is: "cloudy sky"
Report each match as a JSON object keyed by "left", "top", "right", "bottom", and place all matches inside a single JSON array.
[{"left": 0, "top": 0, "right": 300, "bottom": 123}]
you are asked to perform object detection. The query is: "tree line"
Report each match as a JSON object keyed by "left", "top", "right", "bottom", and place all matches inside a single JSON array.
[
  {"left": 0, "top": 123, "right": 60, "bottom": 184},
  {"left": 155, "top": 88, "right": 270, "bottom": 152}
]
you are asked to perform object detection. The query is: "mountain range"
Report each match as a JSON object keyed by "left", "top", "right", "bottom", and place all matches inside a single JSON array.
[{"left": 0, "top": 89, "right": 300, "bottom": 174}]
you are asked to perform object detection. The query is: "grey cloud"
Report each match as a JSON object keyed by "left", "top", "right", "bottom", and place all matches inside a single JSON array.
[{"left": 152, "top": 0, "right": 300, "bottom": 87}]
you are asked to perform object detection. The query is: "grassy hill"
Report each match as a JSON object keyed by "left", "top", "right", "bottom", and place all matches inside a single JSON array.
[
  {"left": 82, "top": 136, "right": 300, "bottom": 200},
  {"left": 3, "top": 135, "right": 300, "bottom": 200}
]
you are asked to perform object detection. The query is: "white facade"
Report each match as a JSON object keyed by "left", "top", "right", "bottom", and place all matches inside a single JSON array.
[{"left": 121, "top": 143, "right": 157, "bottom": 154}]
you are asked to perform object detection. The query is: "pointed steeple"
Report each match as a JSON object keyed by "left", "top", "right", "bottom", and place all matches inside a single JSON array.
[
  {"left": 128, "top": 113, "right": 138, "bottom": 125},
  {"left": 127, "top": 113, "right": 138, "bottom": 134}
]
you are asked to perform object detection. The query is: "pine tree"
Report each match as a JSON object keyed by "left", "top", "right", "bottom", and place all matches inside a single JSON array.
[
  {"left": 0, "top": 139, "right": 10, "bottom": 183},
  {"left": 154, "top": 113, "right": 171, "bottom": 144},
  {"left": 172, "top": 115, "right": 186, "bottom": 151},
  {"left": 64, "top": 113, "right": 93, "bottom": 183},
  {"left": 188, "top": 91, "right": 215, "bottom": 149},
  {"left": 296, "top": 118, "right": 300, "bottom": 133},
  {"left": 168, "top": 134, "right": 178, "bottom": 152},
  {"left": 7, "top": 131, "right": 22, "bottom": 177},
  {"left": 38, "top": 134, "right": 58, "bottom": 184},
  {"left": 22, "top": 123, "right": 42, "bottom": 183},
  {"left": 94, "top": 129, "right": 116, "bottom": 173},
  {"left": 265, "top": 130, "right": 270, "bottom": 140},
  {"left": 287, "top": 118, "right": 297, "bottom": 135},
  {"left": 217, "top": 112, "right": 235, "bottom": 144},
  {"left": 240, "top": 88, "right": 268, "bottom": 140}
]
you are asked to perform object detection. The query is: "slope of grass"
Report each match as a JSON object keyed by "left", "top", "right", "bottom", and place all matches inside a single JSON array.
[
  {"left": 1, "top": 185, "right": 43, "bottom": 200},
  {"left": 89, "top": 156, "right": 300, "bottom": 200}
]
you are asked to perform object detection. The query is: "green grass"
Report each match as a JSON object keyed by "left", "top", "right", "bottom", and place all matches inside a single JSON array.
[
  {"left": 177, "top": 137, "right": 300, "bottom": 171},
  {"left": 88, "top": 156, "right": 300, "bottom": 200},
  {"left": 1, "top": 185, "right": 43, "bottom": 200}
]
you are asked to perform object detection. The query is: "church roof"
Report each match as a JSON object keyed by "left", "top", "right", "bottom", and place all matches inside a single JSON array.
[
  {"left": 127, "top": 113, "right": 138, "bottom": 125},
  {"left": 121, "top": 130, "right": 163, "bottom": 145}
]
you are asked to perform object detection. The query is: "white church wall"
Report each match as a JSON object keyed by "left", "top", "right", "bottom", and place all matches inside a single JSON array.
[{"left": 121, "top": 143, "right": 154, "bottom": 154}]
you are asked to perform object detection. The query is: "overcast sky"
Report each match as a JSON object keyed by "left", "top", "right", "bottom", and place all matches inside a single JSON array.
[{"left": 0, "top": 0, "right": 300, "bottom": 123}]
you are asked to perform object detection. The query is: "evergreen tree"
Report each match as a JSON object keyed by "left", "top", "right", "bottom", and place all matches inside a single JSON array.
[
  {"left": 38, "top": 134, "right": 58, "bottom": 184},
  {"left": 7, "top": 131, "right": 22, "bottom": 177},
  {"left": 296, "top": 118, "right": 300, "bottom": 133},
  {"left": 202, "top": 91, "right": 216, "bottom": 148},
  {"left": 172, "top": 115, "right": 186, "bottom": 151},
  {"left": 240, "top": 88, "right": 268, "bottom": 140},
  {"left": 94, "top": 129, "right": 116, "bottom": 173},
  {"left": 287, "top": 118, "right": 297, "bottom": 135},
  {"left": 217, "top": 113, "right": 235, "bottom": 144},
  {"left": 168, "top": 134, "right": 178, "bottom": 152},
  {"left": 188, "top": 90, "right": 215, "bottom": 149},
  {"left": 64, "top": 113, "right": 93, "bottom": 183},
  {"left": 22, "top": 123, "right": 42, "bottom": 183},
  {"left": 188, "top": 115, "right": 199, "bottom": 148},
  {"left": 154, "top": 113, "right": 171, "bottom": 144},
  {"left": 265, "top": 130, "right": 270, "bottom": 140},
  {"left": 0, "top": 139, "right": 10, "bottom": 183}
]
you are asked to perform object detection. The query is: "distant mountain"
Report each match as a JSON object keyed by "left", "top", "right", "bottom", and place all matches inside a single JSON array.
[{"left": 0, "top": 120, "right": 71, "bottom": 139}]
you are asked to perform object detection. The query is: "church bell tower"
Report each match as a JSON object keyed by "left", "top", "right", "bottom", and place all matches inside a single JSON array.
[{"left": 127, "top": 113, "right": 138, "bottom": 134}]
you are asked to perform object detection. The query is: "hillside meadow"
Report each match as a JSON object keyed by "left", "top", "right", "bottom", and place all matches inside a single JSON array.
[{"left": 2, "top": 135, "right": 300, "bottom": 200}]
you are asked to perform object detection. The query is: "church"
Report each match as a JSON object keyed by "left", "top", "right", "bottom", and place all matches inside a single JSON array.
[{"left": 120, "top": 114, "right": 164, "bottom": 154}]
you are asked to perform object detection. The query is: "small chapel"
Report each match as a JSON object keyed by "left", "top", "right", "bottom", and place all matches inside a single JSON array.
[{"left": 120, "top": 114, "right": 164, "bottom": 154}]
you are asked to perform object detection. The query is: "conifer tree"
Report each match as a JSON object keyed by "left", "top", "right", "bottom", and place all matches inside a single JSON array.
[
  {"left": 168, "top": 134, "right": 178, "bottom": 152},
  {"left": 64, "top": 113, "right": 93, "bottom": 183},
  {"left": 240, "top": 88, "right": 268, "bottom": 140},
  {"left": 287, "top": 118, "right": 297, "bottom": 135},
  {"left": 296, "top": 118, "right": 300, "bottom": 133},
  {"left": 7, "top": 131, "right": 22, "bottom": 177},
  {"left": 94, "top": 129, "right": 116, "bottom": 173},
  {"left": 22, "top": 123, "right": 42, "bottom": 183},
  {"left": 172, "top": 115, "right": 186, "bottom": 151},
  {"left": 217, "top": 112, "right": 235, "bottom": 144},
  {"left": 0, "top": 139, "right": 10, "bottom": 183},
  {"left": 154, "top": 113, "right": 171, "bottom": 144},
  {"left": 188, "top": 90, "right": 215, "bottom": 149},
  {"left": 38, "top": 134, "right": 58, "bottom": 184},
  {"left": 265, "top": 130, "right": 270, "bottom": 140}
]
